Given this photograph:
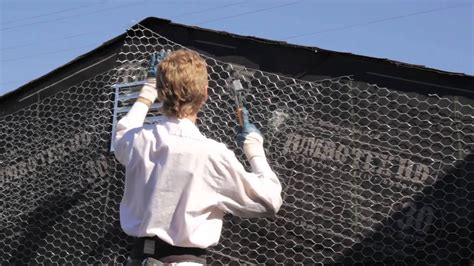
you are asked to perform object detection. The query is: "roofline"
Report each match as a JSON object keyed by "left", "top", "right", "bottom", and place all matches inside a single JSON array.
[
  {"left": 140, "top": 18, "right": 472, "bottom": 78},
  {"left": 0, "top": 32, "right": 127, "bottom": 102},
  {"left": 1, "top": 16, "right": 472, "bottom": 103}
]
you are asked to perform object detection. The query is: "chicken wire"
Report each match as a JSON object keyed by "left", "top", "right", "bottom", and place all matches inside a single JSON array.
[{"left": 0, "top": 24, "right": 473, "bottom": 265}]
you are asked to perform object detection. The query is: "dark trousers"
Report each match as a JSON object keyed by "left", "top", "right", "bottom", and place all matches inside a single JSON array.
[{"left": 126, "top": 236, "right": 207, "bottom": 265}]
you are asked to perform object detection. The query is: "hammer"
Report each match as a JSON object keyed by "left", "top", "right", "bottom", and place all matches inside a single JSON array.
[{"left": 232, "top": 79, "right": 245, "bottom": 127}]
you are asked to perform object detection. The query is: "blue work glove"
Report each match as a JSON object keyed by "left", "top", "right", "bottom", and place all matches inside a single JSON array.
[
  {"left": 147, "top": 49, "right": 172, "bottom": 78},
  {"left": 237, "top": 107, "right": 266, "bottom": 160},
  {"left": 139, "top": 50, "right": 171, "bottom": 103}
]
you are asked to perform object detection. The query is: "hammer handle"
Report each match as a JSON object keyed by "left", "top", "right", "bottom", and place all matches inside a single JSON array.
[{"left": 237, "top": 108, "right": 244, "bottom": 127}]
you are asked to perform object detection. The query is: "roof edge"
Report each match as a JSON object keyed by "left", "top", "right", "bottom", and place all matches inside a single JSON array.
[
  {"left": 1, "top": 16, "right": 472, "bottom": 104},
  {"left": 0, "top": 31, "right": 127, "bottom": 102},
  {"left": 140, "top": 17, "right": 473, "bottom": 78}
]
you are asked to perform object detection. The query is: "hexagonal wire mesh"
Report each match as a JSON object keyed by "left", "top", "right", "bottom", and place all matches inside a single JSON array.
[{"left": 0, "top": 23, "right": 473, "bottom": 264}]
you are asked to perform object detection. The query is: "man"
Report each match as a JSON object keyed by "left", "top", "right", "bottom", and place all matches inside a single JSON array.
[{"left": 114, "top": 49, "right": 282, "bottom": 265}]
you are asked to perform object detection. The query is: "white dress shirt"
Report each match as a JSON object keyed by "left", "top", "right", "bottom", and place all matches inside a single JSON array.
[{"left": 113, "top": 101, "right": 282, "bottom": 248}]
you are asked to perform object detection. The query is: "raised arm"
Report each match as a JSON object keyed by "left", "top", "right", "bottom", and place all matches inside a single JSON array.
[
  {"left": 213, "top": 107, "right": 283, "bottom": 217},
  {"left": 113, "top": 79, "right": 155, "bottom": 166},
  {"left": 113, "top": 51, "right": 172, "bottom": 165},
  {"left": 212, "top": 147, "right": 283, "bottom": 217}
]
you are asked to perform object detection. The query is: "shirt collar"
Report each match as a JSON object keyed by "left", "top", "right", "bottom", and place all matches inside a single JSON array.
[{"left": 162, "top": 116, "right": 205, "bottom": 140}]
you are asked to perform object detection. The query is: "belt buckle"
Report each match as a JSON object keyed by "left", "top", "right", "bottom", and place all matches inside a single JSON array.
[{"left": 143, "top": 239, "right": 155, "bottom": 255}]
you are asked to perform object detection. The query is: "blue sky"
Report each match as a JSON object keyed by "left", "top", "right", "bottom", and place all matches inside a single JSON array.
[{"left": 0, "top": 0, "right": 473, "bottom": 96}]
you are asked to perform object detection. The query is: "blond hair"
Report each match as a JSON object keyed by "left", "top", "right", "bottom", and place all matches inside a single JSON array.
[{"left": 156, "top": 49, "right": 208, "bottom": 118}]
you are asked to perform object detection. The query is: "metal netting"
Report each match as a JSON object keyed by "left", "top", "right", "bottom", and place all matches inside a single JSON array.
[{"left": 0, "top": 23, "right": 473, "bottom": 265}]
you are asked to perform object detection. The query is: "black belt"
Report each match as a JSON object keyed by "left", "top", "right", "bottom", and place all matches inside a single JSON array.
[{"left": 129, "top": 236, "right": 207, "bottom": 264}]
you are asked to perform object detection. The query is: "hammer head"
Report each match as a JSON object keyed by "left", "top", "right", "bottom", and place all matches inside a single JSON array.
[
  {"left": 231, "top": 79, "right": 245, "bottom": 127},
  {"left": 232, "top": 79, "right": 244, "bottom": 108}
]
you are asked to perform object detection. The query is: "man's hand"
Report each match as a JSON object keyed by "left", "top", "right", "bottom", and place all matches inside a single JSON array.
[
  {"left": 138, "top": 50, "right": 172, "bottom": 104},
  {"left": 237, "top": 107, "right": 266, "bottom": 161},
  {"left": 147, "top": 49, "right": 172, "bottom": 78},
  {"left": 147, "top": 53, "right": 159, "bottom": 78},
  {"left": 138, "top": 78, "right": 158, "bottom": 104}
]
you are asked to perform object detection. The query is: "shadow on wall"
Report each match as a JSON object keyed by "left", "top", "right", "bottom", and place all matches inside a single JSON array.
[
  {"left": 6, "top": 160, "right": 133, "bottom": 265},
  {"left": 335, "top": 153, "right": 474, "bottom": 265},
  {"left": 8, "top": 186, "right": 86, "bottom": 264}
]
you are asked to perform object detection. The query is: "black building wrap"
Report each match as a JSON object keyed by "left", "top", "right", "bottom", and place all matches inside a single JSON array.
[{"left": 1, "top": 21, "right": 473, "bottom": 264}]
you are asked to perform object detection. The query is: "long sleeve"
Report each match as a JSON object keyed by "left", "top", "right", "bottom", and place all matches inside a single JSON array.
[
  {"left": 211, "top": 147, "right": 283, "bottom": 218},
  {"left": 113, "top": 101, "right": 149, "bottom": 166}
]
